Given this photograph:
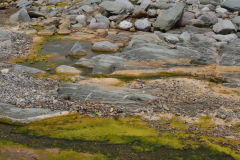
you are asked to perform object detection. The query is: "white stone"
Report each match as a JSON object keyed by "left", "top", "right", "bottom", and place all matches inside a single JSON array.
[
  {"left": 76, "top": 15, "right": 86, "bottom": 24},
  {"left": 212, "top": 34, "right": 238, "bottom": 42},
  {"left": 118, "top": 20, "right": 133, "bottom": 30}
]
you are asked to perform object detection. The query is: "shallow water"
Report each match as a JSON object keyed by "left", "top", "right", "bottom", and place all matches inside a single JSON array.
[{"left": 22, "top": 40, "right": 97, "bottom": 75}]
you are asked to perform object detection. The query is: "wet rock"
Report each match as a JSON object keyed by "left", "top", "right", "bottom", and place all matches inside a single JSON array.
[
  {"left": 222, "top": 0, "right": 240, "bottom": 11},
  {"left": 213, "top": 20, "right": 236, "bottom": 35},
  {"left": 153, "top": 3, "right": 185, "bottom": 31},
  {"left": 134, "top": 18, "right": 151, "bottom": 31},
  {"left": 56, "top": 65, "right": 82, "bottom": 74},
  {"left": 11, "top": 65, "right": 45, "bottom": 74},
  {"left": 10, "top": 8, "right": 31, "bottom": 22},
  {"left": 70, "top": 42, "right": 86, "bottom": 56},
  {"left": 75, "top": 58, "right": 94, "bottom": 68},
  {"left": 91, "top": 55, "right": 126, "bottom": 74},
  {"left": 118, "top": 20, "right": 133, "bottom": 30},
  {"left": 92, "top": 41, "right": 119, "bottom": 52}
]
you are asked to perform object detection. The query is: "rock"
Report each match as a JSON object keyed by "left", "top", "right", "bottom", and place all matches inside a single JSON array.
[
  {"left": 213, "top": 20, "right": 236, "bottom": 35},
  {"left": 99, "top": 0, "right": 133, "bottom": 15},
  {"left": 222, "top": 0, "right": 240, "bottom": 11},
  {"left": 76, "top": 15, "right": 86, "bottom": 25},
  {"left": 88, "top": 22, "right": 108, "bottom": 29},
  {"left": 178, "top": 11, "right": 195, "bottom": 27},
  {"left": 129, "top": 32, "right": 161, "bottom": 46},
  {"left": 213, "top": 34, "right": 238, "bottom": 42},
  {"left": 56, "top": 65, "right": 82, "bottom": 74},
  {"left": 70, "top": 42, "right": 87, "bottom": 56},
  {"left": 164, "top": 34, "right": 179, "bottom": 44},
  {"left": 75, "top": 58, "right": 94, "bottom": 68},
  {"left": 149, "top": 0, "right": 169, "bottom": 9},
  {"left": 91, "top": 55, "right": 126, "bottom": 74},
  {"left": 219, "top": 39, "right": 240, "bottom": 66},
  {"left": 11, "top": 65, "right": 45, "bottom": 74},
  {"left": 132, "top": 8, "right": 147, "bottom": 18},
  {"left": 57, "top": 83, "right": 156, "bottom": 105},
  {"left": 232, "top": 16, "right": 240, "bottom": 26},
  {"left": 134, "top": 18, "right": 151, "bottom": 31},
  {"left": 80, "top": 5, "right": 94, "bottom": 13},
  {"left": 147, "top": 9, "right": 157, "bottom": 17},
  {"left": 118, "top": 20, "right": 133, "bottom": 30},
  {"left": 0, "top": 40, "right": 11, "bottom": 48},
  {"left": 96, "top": 16, "right": 110, "bottom": 26},
  {"left": 186, "top": 0, "right": 198, "bottom": 4},
  {"left": 92, "top": 41, "right": 119, "bottom": 52},
  {"left": 47, "top": 0, "right": 60, "bottom": 5},
  {"left": 198, "top": 12, "right": 218, "bottom": 27},
  {"left": 38, "top": 29, "right": 55, "bottom": 36},
  {"left": 216, "top": 6, "right": 228, "bottom": 14},
  {"left": 79, "top": 0, "right": 101, "bottom": 5},
  {"left": 16, "top": 0, "right": 33, "bottom": 8},
  {"left": 10, "top": 8, "right": 30, "bottom": 22},
  {"left": 139, "top": 0, "right": 151, "bottom": 10},
  {"left": 0, "top": 103, "right": 67, "bottom": 123},
  {"left": 179, "top": 32, "right": 191, "bottom": 42},
  {"left": 28, "top": 11, "right": 45, "bottom": 18},
  {"left": 153, "top": 3, "right": 185, "bottom": 31},
  {"left": 78, "top": 78, "right": 122, "bottom": 86}
]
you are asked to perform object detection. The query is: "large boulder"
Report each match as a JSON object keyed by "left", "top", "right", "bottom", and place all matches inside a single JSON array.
[
  {"left": 153, "top": 3, "right": 185, "bottom": 31},
  {"left": 213, "top": 20, "right": 236, "bottom": 35},
  {"left": 10, "top": 8, "right": 30, "bottom": 22},
  {"left": 222, "top": 0, "right": 240, "bottom": 11}
]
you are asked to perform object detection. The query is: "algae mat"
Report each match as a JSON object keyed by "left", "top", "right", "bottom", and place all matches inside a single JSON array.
[{"left": 0, "top": 114, "right": 240, "bottom": 160}]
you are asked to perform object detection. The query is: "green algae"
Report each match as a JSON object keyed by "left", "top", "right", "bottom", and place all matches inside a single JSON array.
[{"left": 13, "top": 114, "right": 240, "bottom": 160}]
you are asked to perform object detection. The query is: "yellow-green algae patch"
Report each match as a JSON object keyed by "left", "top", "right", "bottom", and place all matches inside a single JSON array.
[
  {"left": 0, "top": 139, "right": 109, "bottom": 160},
  {"left": 14, "top": 114, "right": 240, "bottom": 159}
]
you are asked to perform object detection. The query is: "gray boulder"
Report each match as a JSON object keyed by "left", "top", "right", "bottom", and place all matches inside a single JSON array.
[
  {"left": 134, "top": 18, "right": 151, "bottom": 31},
  {"left": 96, "top": 16, "right": 110, "bottom": 26},
  {"left": 10, "top": 8, "right": 31, "bottom": 22},
  {"left": 222, "top": 0, "right": 240, "bottom": 11},
  {"left": 11, "top": 65, "right": 45, "bottom": 74},
  {"left": 213, "top": 20, "right": 236, "bottom": 35},
  {"left": 153, "top": 3, "right": 185, "bottom": 31},
  {"left": 91, "top": 55, "right": 126, "bottom": 74},
  {"left": 99, "top": 0, "right": 133, "bottom": 14},
  {"left": 16, "top": 0, "right": 33, "bottom": 8},
  {"left": 213, "top": 34, "right": 238, "bottom": 42},
  {"left": 92, "top": 41, "right": 119, "bottom": 52}
]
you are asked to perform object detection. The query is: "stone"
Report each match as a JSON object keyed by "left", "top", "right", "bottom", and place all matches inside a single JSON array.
[
  {"left": 56, "top": 65, "right": 82, "bottom": 74},
  {"left": 0, "top": 103, "right": 68, "bottom": 123},
  {"left": 118, "top": 20, "right": 133, "bottom": 30},
  {"left": 219, "top": 39, "right": 240, "bottom": 66},
  {"left": 139, "top": 0, "right": 151, "bottom": 10},
  {"left": 88, "top": 22, "right": 108, "bottom": 29},
  {"left": 38, "top": 30, "right": 55, "bottom": 36},
  {"left": 76, "top": 15, "right": 86, "bottom": 25},
  {"left": 147, "top": 9, "right": 157, "bottom": 17},
  {"left": 92, "top": 41, "right": 119, "bottom": 52},
  {"left": 212, "top": 34, "right": 238, "bottom": 42},
  {"left": 91, "top": 55, "right": 126, "bottom": 74},
  {"left": 134, "top": 18, "right": 151, "bottom": 31},
  {"left": 70, "top": 42, "right": 86, "bottom": 56},
  {"left": 178, "top": 11, "right": 195, "bottom": 27},
  {"left": 163, "top": 34, "right": 179, "bottom": 44},
  {"left": 216, "top": 6, "right": 228, "bottom": 14},
  {"left": 99, "top": 0, "right": 133, "bottom": 15},
  {"left": 198, "top": 12, "right": 218, "bottom": 26},
  {"left": 222, "top": 0, "right": 240, "bottom": 11},
  {"left": 132, "top": 8, "right": 147, "bottom": 18},
  {"left": 75, "top": 58, "right": 94, "bottom": 68},
  {"left": 80, "top": 5, "right": 94, "bottom": 13},
  {"left": 232, "top": 16, "right": 240, "bottom": 26},
  {"left": 179, "top": 32, "right": 191, "bottom": 42},
  {"left": 153, "top": 3, "right": 185, "bottom": 31},
  {"left": 78, "top": 78, "right": 122, "bottom": 86},
  {"left": 16, "top": 0, "right": 33, "bottom": 8},
  {"left": 186, "top": 0, "right": 198, "bottom": 4},
  {"left": 47, "top": 0, "right": 60, "bottom": 5},
  {"left": 96, "top": 16, "right": 110, "bottom": 26},
  {"left": 213, "top": 20, "right": 236, "bottom": 35},
  {"left": 11, "top": 65, "right": 45, "bottom": 74},
  {"left": 10, "top": 8, "right": 30, "bottom": 22},
  {"left": 28, "top": 11, "right": 45, "bottom": 18},
  {"left": 57, "top": 83, "right": 156, "bottom": 105}
]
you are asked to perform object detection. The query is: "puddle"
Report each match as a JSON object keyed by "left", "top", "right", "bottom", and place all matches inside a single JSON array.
[{"left": 21, "top": 40, "right": 97, "bottom": 75}]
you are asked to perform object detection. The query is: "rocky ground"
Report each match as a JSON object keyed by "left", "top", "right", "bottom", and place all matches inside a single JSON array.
[{"left": 0, "top": 0, "right": 240, "bottom": 147}]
